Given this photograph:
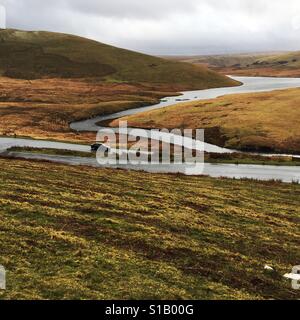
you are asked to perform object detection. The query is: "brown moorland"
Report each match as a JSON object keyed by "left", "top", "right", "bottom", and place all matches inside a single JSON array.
[
  {"left": 110, "top": 88, "right": 300, "bottom": 154},
  {"left": 165, "top": 52, "right": 300, "bottom": 77},
  {"left": 0, "top": 29, "right": 239, "bottom": 142},
  {"left": 0, "top": 77, "right": 181, "bottom": 142}
]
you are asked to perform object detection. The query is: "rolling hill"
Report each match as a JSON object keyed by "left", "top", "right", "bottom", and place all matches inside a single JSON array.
[
  {"left": 0, "top": 29, "right": 238, "bottom": 89},
  {"left": 165, "top": 51, "right": 300, "bottom": 77},
  {"left": 163, "top": 53, "right": 280, "bottom": 68},
  {"left": 253, "top": 51, "right": 300, "bottom": 68}
]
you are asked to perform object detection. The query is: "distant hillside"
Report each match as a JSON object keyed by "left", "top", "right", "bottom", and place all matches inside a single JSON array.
[
  {"left": 165, "top": 52, "right": 300, "bottom": 77},
  {"left": 163, "top": 53, "right": 276, "bottom": 68},
  {"left": 0, "top": 29, "right": 238, "bottom": 89},
  {"left": 254, "top": 51, "right": 300, "bottom": 68}
]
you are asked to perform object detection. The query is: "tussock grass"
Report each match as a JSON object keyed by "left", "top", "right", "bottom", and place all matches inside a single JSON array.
[
  {"left": 0, "top": 77, "right": 175, "bottom": 142},
  {"left": 114, "top": 88, "right": 300, "bottom": 154},
  {"left": 0, "top": 158, "right": 299, "bottom": 300}
]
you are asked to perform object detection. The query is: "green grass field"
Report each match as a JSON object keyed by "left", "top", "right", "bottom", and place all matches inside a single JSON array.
[{"left": 0, "top": 158, "right": 299, "bottom": 300}]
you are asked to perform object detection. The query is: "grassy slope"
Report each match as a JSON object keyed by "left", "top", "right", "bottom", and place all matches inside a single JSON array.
[
  {"left": 165, "top": 52, "right": 300, "bottom": 77},
  {"left": 0, "top": 29, "right": 237, "bottom": 89},
  {"left": 0, "top": 158, "right": 299, "bottom": 300},
  {"left": 164, "top": 53, "right": 279, "bottom": 68},
  {"left": 111, "top": 88, "right": 300, "bottom": 154},
  {"left": 257, "top": 51, "right": 300, "bottom": 68}
]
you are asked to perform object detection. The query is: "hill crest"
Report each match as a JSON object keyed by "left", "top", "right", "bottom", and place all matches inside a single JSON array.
[{"left": 0, "top": 29, "right": 238, "bottom": 89}]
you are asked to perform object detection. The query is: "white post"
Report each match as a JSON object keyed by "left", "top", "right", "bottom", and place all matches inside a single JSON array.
[
  {"left": 284, "top": 266, "right": 300, "bottom": 290},
  {"left": 0, "top": 265, "right": 6, "bottom": 290}
]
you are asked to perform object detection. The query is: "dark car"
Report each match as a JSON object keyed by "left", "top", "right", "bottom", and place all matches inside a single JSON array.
[{"left": 91, "top": 143, "right": 110, "bottom": 153}]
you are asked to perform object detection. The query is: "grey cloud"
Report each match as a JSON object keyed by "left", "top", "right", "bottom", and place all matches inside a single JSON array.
[{"left": 67, "top": 0, "right": 199, "bottom": 19}]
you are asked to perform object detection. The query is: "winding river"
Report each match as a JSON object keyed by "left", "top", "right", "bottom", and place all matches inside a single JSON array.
[{"left": 2, "top": 76, "right": 300, "bottom": 183}]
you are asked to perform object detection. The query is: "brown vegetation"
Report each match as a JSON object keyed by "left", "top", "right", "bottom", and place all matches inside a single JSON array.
[
  {"left": 0, "top": 77, "right": 179, "bottom": 142},
  {"left": 110, "top": 88, "right": 300, "bottom": 154},
  {"left": 218, "top": 67, "right": 300, "bottom": 78},
  {"left": 165, "top": 52, "right": 300, "bottom": 77}
]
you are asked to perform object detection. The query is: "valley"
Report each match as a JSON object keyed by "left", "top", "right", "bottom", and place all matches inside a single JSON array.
[{"left": 0, "top": 27, "right": 299, "bottom": 301}]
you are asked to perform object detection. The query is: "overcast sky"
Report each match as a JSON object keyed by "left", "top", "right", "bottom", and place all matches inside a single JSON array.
[{"left": 0, "top": 0, "right": 300, "bottom": 55}]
